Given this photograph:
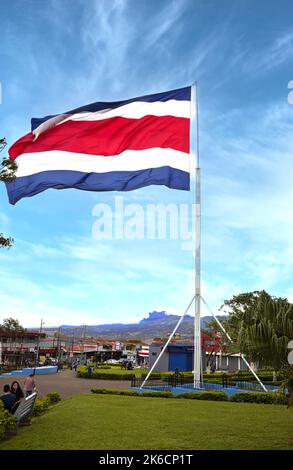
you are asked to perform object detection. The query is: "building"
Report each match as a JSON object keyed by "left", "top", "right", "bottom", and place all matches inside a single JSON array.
[
  {"left": 149, "top": 341, "right": 207, "bottom": 372},
  {"left": 210, "top": 352, "right": 248, "bottom": 372},
  {"left": 69, "top": 338, "right": 125, "bottom": 363},
  {"left": 149, "top": 340, "right": 248, "bottom": 372},
  {"left": 137, "top": 345, "right": 149, "bottom": 365},
  {"left": 0, "top": 328, "right": 45, "bottom": 368}
]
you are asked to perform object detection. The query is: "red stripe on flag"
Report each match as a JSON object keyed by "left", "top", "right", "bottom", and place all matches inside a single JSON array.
[{"left": 9, "top": 116, "right": 190, "bottom": 160}]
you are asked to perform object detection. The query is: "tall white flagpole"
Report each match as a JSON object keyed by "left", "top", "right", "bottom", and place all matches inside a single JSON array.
[
  {"left": 192, "top": 82, "right": 201, "bottom": 388},
  {"left": 141, "top": 84, "right": 201, "bottom": 389}
]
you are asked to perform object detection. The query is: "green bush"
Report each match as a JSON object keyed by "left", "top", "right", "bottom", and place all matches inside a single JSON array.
[
  {"left": 90, "top": 388, "right": 173, "bottom": 398},
  {"left": 141, "top": 373, "right": 162, "bottom": 380},
  {"left": 42, "top": 398, "right": 51, "bottom": 410},
  {"left": 32, "top": 392, "right": 61, "bottom": 416},
  {"left": 0, "top": 402, "right": 16, "bottom": 440},
  {"left": 140, "top": 391, "right": 173, "bottom": 398},
  {"left": 91, "top": 388, "right": 173, "bottom": 398},
  {"left": 204, "top": 378, "right": 237, "bottom": 385},
  {"left": 85, "top": 363, "right": 113, "bottom": 369},
  {"left": 32, "top": 399, "right": 46, "bottom": 416},
  {"left": 91, "top": 388, "right": 139, "bottom": 396},
  {"left": 92, "top": 371, "right": 135, "bottom": 380},
  {"left": 46, "top": 392, "right": 61, "bottom": 404},
  {"left": 176, "top": 391, "right": 228, "bottom": 401},
  {"left": 91, "top": 388, "right": 225, "bottom": 400},
  {"left": 230, "top": 392, "right": 288, "bottom": 405},
  {"left": 90, "top": 387, "right": 287, "bottom": 404},
  {"left": 199, "top": 391, "right": 228, "bottom": 401},
  {"left": 77, "top": 366, "right": 135, "bottom": 380}
]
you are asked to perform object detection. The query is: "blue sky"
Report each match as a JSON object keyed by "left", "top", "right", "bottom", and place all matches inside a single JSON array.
[{"left": 1, "top": 0, "right": 293, "bottom": 327}]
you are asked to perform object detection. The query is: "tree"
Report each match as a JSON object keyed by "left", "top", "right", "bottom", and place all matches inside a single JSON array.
[
  {"left": 202, "top": 319, "right": 227, "bottom": 370},
  {"left": 0, "top": 138, "right": 16, "bottom": 182},
  {"left": 0, "top": 138, "right": 17, "bottom": 248},
  {"left": 281, "top": 365, "right": 293, "bottom": 407},
  {"left": 222, "top": 290, "right": 293, "bottom": 371},
  {"left": 0, "top": 317, "right": 24, "bottom": 331},
  {"left": 0, "top": 233, "right": 13, "bottom": 247}
]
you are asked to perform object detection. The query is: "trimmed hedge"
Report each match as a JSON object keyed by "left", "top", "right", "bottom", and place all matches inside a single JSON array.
[
  {"left": 230, "top": 392, "right": 288, "bottom": 405},
  {"left": 90, "top": 388, "right": 288, "bottom": 405},
  {"left": 141, "top": 373, "right": 163, "bottom": 380},
  {"left": 91, "top": 388, "right": 140, "bottom": 396},
  {"left": 77, "top": 366, "right": 135, "bottom": 380},
  {"left": 76, "top": 365, "right": 284, "bottom": 384},
  {"left": 91, "top": 388, "right": 173, "bottom": 398},
  {"left": 91, "top": 389, "right": 227, "bottom": 401},
  {"left": 176, "top": 391, "right": 228, "bottom": 401}
]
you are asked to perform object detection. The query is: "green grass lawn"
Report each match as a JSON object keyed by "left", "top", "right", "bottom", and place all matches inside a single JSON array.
[{"left": 0, "top": 394, "right": 292, "bottom": 450}]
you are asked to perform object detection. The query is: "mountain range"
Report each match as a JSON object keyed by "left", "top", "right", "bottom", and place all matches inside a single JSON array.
[{"left": 42, "top": 311, "right": 228, "bottom": 342}]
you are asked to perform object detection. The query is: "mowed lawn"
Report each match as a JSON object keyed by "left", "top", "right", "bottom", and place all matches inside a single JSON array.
[{"left": 0, "top": 394, "right": 292, "bottom": 450}]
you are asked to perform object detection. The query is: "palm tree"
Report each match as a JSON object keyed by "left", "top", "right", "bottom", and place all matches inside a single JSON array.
[
  {"left": 232, "top": 292, "right": 293, "bottom": 371},
  {"left": 281, "top": 365, "right": 293, "bottom": 407}
]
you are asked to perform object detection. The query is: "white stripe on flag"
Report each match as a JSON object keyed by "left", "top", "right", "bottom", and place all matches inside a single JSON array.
[
  {"left": 58, "top": 100, "right": 190, "bottom": 124},
  {"left": 15, "top": 148, "right": 190, "bottom": 177}
]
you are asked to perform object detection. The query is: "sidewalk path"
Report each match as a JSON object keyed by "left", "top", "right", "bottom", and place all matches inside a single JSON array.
[{"left": 0, "top": 369, "right": 130, "bottom": 399}]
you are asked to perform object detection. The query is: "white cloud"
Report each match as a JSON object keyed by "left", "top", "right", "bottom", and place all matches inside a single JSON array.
[
  {"left": 198, "top": 97, "right": 293, "bottom": 299},
  {"left": 243, "top": 30, "right": 293, "bottom": 74}
]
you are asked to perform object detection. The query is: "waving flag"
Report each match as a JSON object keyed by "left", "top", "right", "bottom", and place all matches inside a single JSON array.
[{"left": 6, "top": 87, "right": 191, "bottom": 204}]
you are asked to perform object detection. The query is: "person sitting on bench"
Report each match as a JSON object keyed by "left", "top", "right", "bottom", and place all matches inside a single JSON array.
[
  {"left": 10, "top": 381, "right": 24, "bottom": 412},
  {"left": 0, "top": 384, "right": 16, "bottom": 413}
]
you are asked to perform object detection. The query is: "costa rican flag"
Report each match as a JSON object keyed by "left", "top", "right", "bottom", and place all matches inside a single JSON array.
[
  {"left": 6, "top": 87, "right": 191, "bottom": 204},
  {"left": 138, "top": 346, "right": 149, "bottom": 357}
]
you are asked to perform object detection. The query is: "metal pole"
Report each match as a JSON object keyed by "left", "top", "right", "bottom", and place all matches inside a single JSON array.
[
  {"left": 82, "top": 324, "right": 86, "bottom": 364},
  {"left": 57, "top": 326, "right": 61, "bottom": 362},
  {"left": 35, "top": 318, "right": 44, "bottom": 367},
  {"left": 140, "top": 296, "right": 195, "bottom": 389},
  {"left": 239, "top": 354, "right": 267, "bottom": 391},
  {"left": 71, "top": 330, "right": 75, "bottom": 364},
  {"left": 192, "top": 82, "right": 201, "bottom": 388}
]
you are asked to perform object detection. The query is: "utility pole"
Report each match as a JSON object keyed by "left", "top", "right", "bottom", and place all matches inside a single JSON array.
[
  {"left": 35, "top": 319, "right": 44, "bottom": 367},
  {"left": 57, "top": 326, "right": 61, "bottom": 363},
  {"left": 81, "top": 325, "right": 86, "bottom": 364},
  {"left": 71, "top": 329, "right": 75, "bottom": 363}
]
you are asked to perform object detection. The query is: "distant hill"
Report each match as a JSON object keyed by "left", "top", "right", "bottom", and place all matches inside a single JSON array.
[{"left": 42, "top": 311, "right": 227, "bottom": 342}]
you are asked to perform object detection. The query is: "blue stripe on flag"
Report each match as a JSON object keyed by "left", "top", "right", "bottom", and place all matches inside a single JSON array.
[{"left": 6, "top": 167, "right": 190, "bottom": 204}]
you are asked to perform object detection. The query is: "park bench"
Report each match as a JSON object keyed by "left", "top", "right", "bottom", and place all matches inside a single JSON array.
[{"left": 13, "top": 392, "right": 37, "bottom": 427}]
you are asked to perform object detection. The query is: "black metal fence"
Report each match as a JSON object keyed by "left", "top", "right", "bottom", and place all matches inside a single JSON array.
[
  {"left": 131, "top": 372, "right": 277, "bottom": 392},
  {"left": 131, "top": 372, "right": 233, "bottom": 390},
  {"left": 131, "top": 376, "right": 170, "bottom": 389}
]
